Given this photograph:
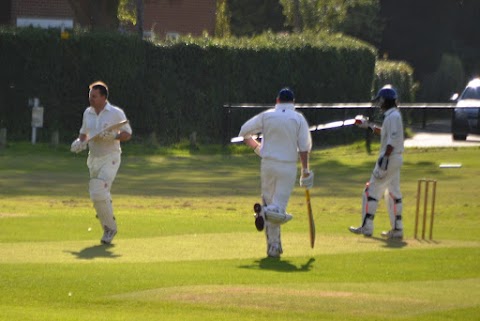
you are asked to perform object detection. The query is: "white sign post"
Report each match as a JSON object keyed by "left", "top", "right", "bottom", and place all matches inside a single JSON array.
[{"left": 31, "top": 98, "right": 44, "bottom": 144}]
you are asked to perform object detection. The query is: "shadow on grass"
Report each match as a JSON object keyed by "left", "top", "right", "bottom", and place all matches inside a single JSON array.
[
  {"left": 238, "top": 257, "right": 315, "bottom": 273},
  {"left": 369, "top": 236, "right": 408, "bottom": 248},
  {"left": 67, "top": 244, "right": 122, "bottom": 260}
]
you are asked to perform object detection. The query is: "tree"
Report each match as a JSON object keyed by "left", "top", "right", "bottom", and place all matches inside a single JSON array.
[
  {"left": 378, "top": 0, "right": 480, "bottom": 100},
  {"left": 338, "top": 0, "right": 383, "bottom": 46},
  {"left": 117, "top": 0, "right": 146, "bottom": 38},
  {"left": 292, "top": 0, "right": 302, "bottom": 32},
  {"left": 279, "top": 0, "right": 381, "bottom": 40},
  {"left": 228, "top": 0, "right": 287, "bottom": 36},
  {"left": 215, "top": 0, "right": 231, "bottom": 38},
  {"left": 118, "top": 0, "right": 136, "bottom": 28},
  {"left": 280, "top": 0, "right": 351, "bottom": 32}
]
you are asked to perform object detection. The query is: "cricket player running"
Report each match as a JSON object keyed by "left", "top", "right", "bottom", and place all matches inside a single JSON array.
[
  {"left": 349, "top": 85, "right": 404, "bottom": 239},
  {"left": 238, "top": 88, "right": 313, "bottom": 257},
  {"left": 71, "top": 81, "right": 132, "bottom": 245}
]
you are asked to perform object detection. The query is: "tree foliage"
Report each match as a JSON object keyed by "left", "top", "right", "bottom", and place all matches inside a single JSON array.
[
  {"left": 379, "top": 0, "right": 480, "bottom": 100},
  {"left": 280, "top": 0, "right": 351, "bottom": 32},
  {"left": 228, "top": 0, "right": 287, "bottom": 36},
  {"left": 215, "top": 0, "right": 231, "bottom": 38},
  {"left": 338, "top": 0, "right": 382, "bottom": 46},
  {"left": 277, "top": 0, "right": 382, "bottom": 46},
  {"left": 118, "top": 0, "right": 137, "bottom": 27}
]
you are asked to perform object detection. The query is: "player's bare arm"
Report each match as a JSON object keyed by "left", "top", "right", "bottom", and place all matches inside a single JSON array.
[
  {"left": 116, "top": 131, "right": 132, "bottom": 142},
  {"left": 299, "top": 151, "right": 310, "bottom": 177}
]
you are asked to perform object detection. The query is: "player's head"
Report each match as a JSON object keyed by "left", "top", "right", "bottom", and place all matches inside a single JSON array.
[
  {"left": 373, "top": 85, "right": 397, "bottom": 110},
  {"left": 89, "top": 81, "right": 109, "bottom": 99},
  {"left": 277, "top": 87, "right": 295, "bottom": 103},
  {"left": 89, "top": 81, "right": 109, "bottom": 109}
]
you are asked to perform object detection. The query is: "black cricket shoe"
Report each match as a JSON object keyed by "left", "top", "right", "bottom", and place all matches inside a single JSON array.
[{"left": 253, "top": 203, "right": 264, "bottom": 232}]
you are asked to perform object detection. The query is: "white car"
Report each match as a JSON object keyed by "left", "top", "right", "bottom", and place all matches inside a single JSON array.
[{"left": 451, "top": 78, "right": 480, "bottom": 140}]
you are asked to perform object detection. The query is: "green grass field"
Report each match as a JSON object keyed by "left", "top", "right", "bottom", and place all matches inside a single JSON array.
[{"left": 0, "top": 142, "right": 479, "bottom": 321}]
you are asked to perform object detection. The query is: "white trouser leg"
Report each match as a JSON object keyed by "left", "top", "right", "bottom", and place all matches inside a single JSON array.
[
  {"left": 368, "top": 154, "right": 403, "bottom": 230},
  {"left": 384, "top": 157, "right": 403, "bottom": 230},
  {"left": 88, "top": 153, "right": 121, "bottom": 233},
  {"left": 260, "top": 159, "right": 296, "bottom": 212},
  {"left": 260, "top": 159, "right": 296, "bottom": 256}
]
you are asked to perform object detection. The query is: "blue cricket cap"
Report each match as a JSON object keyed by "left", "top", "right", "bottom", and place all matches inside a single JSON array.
[{"left": 278, "top": 88, "right": 295, "bottom": 102}]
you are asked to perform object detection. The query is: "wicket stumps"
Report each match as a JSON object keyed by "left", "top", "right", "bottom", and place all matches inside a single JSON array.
[{"left": 414, "top": 179, "right": 437, "bottom": 240}]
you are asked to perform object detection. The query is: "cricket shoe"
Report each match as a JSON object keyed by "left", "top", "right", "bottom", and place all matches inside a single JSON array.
[
  {"left": 101, "top": 226, "right": 117, "bottom": 245},
  {"left": 253, "top": 203, "right": 265, "bottom": 232},
  {"left": 348, "top": 225, "right": 373, "bottom": 237},
  {"left": 381, "top": 229, "right": 403, "bottom": 240},
  {"left": 267, "top": 242, "right": 283, "bottom": 258}
]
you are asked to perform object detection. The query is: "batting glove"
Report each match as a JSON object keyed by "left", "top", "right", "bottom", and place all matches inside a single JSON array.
[
  {"left": 372, "top": 164, "right": 387, "bottom": 179},
  {"left": 354, "top": 115, "right": 370, "bottom": 129},
  {"left": 300, "top": 170, "right": 314, "bottom": 189},
  {"left": 70, "top": 138, "right": 87, "bottom": 153},
  {"left": 98, "top": 130, "right": 117, "bottom": 141},
  {"left": 377, "top": 154, "right": 389, "bottom": 171}
]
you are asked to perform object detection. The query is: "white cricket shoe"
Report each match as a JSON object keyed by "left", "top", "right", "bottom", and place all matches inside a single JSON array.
[
  {"left": 101, "top": 226, "right": 117, "bottom": 245},
  {"left": 267, "top": 242, "right": 283, "bottom": 258},
  {"left": 381, "top": 229, "right": 403, "bottom": 240},
  {"left": 349, "top": 216, "right": 373, "bottom": 236},
  {"left": 348, "top": 225, "right": 373, "bottom": 237}
]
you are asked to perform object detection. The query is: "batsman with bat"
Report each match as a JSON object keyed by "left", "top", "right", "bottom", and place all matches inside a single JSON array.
[
  {"left": 238, "top": 88, "right": 313, "bottom": 258},
  {"left": 71, "top": 81, "right": 132, "bottom": 245},
  {"left": 349, "top": 85, "right": 404, "bottom": 240}
]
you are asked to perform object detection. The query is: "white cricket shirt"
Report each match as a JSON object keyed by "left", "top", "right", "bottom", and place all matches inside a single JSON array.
[
  {"left": 80, "top": 102, "right": 132, "bottom": 157},
  {"left": 380, "top": 107, "right": 404, "bottom": 155},
  {"left": 239, "top": 103, "right": 312, "bottom": 162}
]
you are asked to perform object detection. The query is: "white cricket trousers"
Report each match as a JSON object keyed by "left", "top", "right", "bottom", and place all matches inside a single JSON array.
[
  {"left": 364, "top": 153, "right": 403, "bottom": 230},
  {"left": 367, "top": 154, "right": 403, "bottom": 202},
  {"left": 261, "top": 158, "right": 297, "bottom": 212},
  {"left": 87, "top": 152, "right": 121, "bottom": 231},
  {"left": 87, "top": 152, "right": 121, "bottom": 189}
]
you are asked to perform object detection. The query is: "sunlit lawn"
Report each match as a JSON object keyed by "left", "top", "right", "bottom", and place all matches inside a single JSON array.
[{"left": 0, "top": 142, "right": 479, "bottom": 320}]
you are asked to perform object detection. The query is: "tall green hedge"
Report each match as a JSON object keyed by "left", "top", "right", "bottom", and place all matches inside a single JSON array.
[{"left": 0, "top": 28, "right": 378, "bottom": 144}]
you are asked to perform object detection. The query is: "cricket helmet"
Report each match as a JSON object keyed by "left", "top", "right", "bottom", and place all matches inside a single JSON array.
[
  {"left": 373, "top": 85, "right": 398, "bottom": 102},
  {"left": 277, "top": 88, "right": 295, "bottom": 102}
]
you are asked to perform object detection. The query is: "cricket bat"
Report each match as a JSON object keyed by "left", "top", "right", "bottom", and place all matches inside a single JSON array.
[
  {"left": 87, "top": 120, "right": 129, "bottom": 142},
  {"left": 305, "top": 189, "right": 315, "bottom": 248}
]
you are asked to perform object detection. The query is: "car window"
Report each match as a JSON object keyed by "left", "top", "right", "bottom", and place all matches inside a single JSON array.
[{"left": 461, "top": 87, "right": 480, "bottom": 100}]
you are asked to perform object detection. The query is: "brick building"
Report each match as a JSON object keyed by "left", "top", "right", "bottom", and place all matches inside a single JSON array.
[
  {"left": 1, "top": 0, "right": 216, "bottom": 38},
  {"left": 5, "top": 0, "right": 75, "bottom": 28},
  {"left": 143, "top": 0, "right": 216, "bottom": 39}
]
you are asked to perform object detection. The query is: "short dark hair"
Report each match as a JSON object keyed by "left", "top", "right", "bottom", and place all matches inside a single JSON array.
[
  {"left": 277, "top": 87, "right": 294, "bottom": 102},
  {"left": 89, "top": 81, "right": 109, "bottom": 98}
]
